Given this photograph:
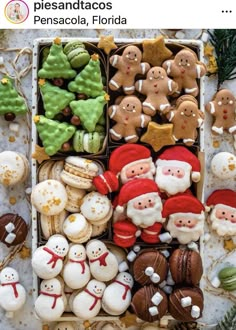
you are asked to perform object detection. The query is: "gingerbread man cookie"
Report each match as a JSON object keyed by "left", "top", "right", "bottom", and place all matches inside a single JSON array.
[
  {"left": 108, "top": 96, "right": 151, "bottom": 143},
  {"left": 135, "top": 66, "right": 178, "bottom": 116},
  {"left": 205, "top": 89, "right": 236, "bottom": 135},
  {"left": 162, "top": 49, "right": 206, "bottom": 97},
  {"left": 109, "top": 45, "right": 150, "bottom": 94},
  {"left": 166, "top": 95, "right": 204, "bottom": 146}
]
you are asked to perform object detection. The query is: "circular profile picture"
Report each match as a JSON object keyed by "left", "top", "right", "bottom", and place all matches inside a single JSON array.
[{"left": 5, "top": 0, "right": 29, "bottom": 24}]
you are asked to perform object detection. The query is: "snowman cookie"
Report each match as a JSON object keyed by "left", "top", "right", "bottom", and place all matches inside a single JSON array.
[
  {"left": 32, "top": 234, "right": 69, "bottom": 279},
  {"left": 63, "top": 244, "right": 90, "bottom": 289},
  {"left": 0, "top": 267, "right": 26, "bottom": 318},
  {"left": 86, "top": 240, "right": 119, "bottom": 282},
  {"left": 102, "top": 272, "right": 134, "bottom": 315},
  {"left": 35, "top": 277, "right": 65, "bottom": 321},
  {"left": 72, "top": 279, "right": 106, "bottom": 319}
]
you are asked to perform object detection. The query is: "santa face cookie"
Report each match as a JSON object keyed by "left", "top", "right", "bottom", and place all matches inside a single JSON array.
[
  {"left": 155, "top": 146, "right": 201, "bottom": 196},
  {"left": 205, "top": 89, "right": 236, "bottom": 135},
  {"left": 72, "top": 279, "right": 106, "bottom": 319},
  {"left": 62, "top": 244, "right": 90, "bottom": 289},
  {"left": 115, "top": 179, "right": 163, "bottom": 228},
  {"left": 32, "top": 234, "right": 69, "bottom": 279},
  {"left": 109, "top": 144, "right": 155, "bottom": 185},
  {"left": 86, "top": 240, "right": 119, "bottom": 282},
  {"left": 0, "top": 267, "right": 26, "bottom": 316},
  {"left": 102, "top": 272, "right": 134, "bottom": 315},
  {"left": 35, "top": 278, "right": 65, "bottom": 321},
  {"left": 163, "top": 195, "right": 205, "bottom": 244},
  {"left": 206, "top": 189, "right": 236, "bottom": 237}
]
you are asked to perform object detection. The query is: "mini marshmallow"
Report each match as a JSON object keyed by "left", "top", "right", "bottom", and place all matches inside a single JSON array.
[
  {"left": 5, "top": 233, "right": 16, "bottom": 244},
  {"left": 0, "top": 57, "right": 4, "bottom": 66},
  {"left": 9, "top": 122, "right": 20, "bottom": 133},
  {"left": 127, "top": 250, "right": 137, "bottom": 262},
  {"left": 149, "top": 306, "right": 159, "bottom": 316},
  {"left": 181, "top": 296, "right": 192, "bottom": 307},
  {"left": 160, "top": 250, "right": 170, "bottom": 258},
  {"left": 118, "top": 261, "right": 129, "bottom": 272},
  {"left": 133, "top": 245, "right": 141, "bottom": 253},
  {"left": 135, "top": 230, "right": 141, "bottom": 237},
  {"left": 163, "top": 285, "right": 173, "bottom": 294},
  {"left": 159, "top": 232, "right": 172, "bottom": 243},
  {"left": 211, "top": 276, "right": 221, "bottom": 288},
  {"left": 151, "top": 292, "right": 163, "bottom": 306},
  {"left": 191, "top": 305, "right": 200, "bottom": 319},
  {"left": 204, "top": 233, "right": 211, "bottom": 243},
  {"left": 25, "top": 187, "right": 32, "bottom": 195},
  {"left": 201, "top": 31, "right": 209, "bottom": 43},
  {"left": 145, "top": 267, "right": 154, "bottom": 276},
  {"left": 5, "top": 222, "right": 15, "bottom": 233},
  {"left": 159, "top": 280, "right": 167, "bottom": 288},
  {"left": 187, "top": 241, "right": 199, "bottom": 252},
  {"left": 166, "top": 271, "right": 175, "bottom": 286},
  {"left": 175, "top": 31, "right": 185, "bottom": 39},
  {"left": 151, "top": 273, "right": 160, "bottom": 283}
]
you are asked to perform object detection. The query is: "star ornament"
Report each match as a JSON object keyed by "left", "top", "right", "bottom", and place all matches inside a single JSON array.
[
  {"left": 141, "top": 121, "right": 176, "bottom": 152},
  {"left": 204, "top": 43, "right": 214, "bottom": 57},
  {"left": 142, "top": 36, "right": 173, "bottom": 66},
  {"left": 19, "top": 245, "right": 31, "bottom": 259},
  {"left": 98, "top": 35, "right": 118, "bottom": 55},
  {"left": 32, "top": 144, "right": 50, "bottom": 164},
  {"left": 54, "top": 37, "right": 61, "bottom": 45},
  {"left": 1, "top": 77, "right": 8, "bottom": 84},
  {"left": 38, "top": 78, "right": 46, "bottom": 86},
  {"left": 91, "top": 53, "right": 99, "bottom": 61}
]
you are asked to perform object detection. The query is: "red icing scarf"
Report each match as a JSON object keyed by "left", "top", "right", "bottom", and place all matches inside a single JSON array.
[
  {"left": 114, "top": 280, "right": 131, "bottom": 300},
  {"left": 40, "top": 291, "right": 62, "bottom": 309},
  {"left": 84, "top": 289, "right": 102, "bottom": 311},
  {"left": 90, "top": 252, "right": 109, "bottom": 266},
  {"left": 43, "top": 247, "right": 64, "bottom": 269},
  {"left": 2, "top": 282, "right": 19, "bottom": 298},
  {"left": 69, "top": 258, "right": 86, "bottom": 274}
]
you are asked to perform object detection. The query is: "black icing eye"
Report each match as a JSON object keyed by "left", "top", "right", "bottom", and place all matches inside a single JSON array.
[
  {"left": 128, "top": 52, "right": 130, "bottom": 55},
  {"left": 186, "top": 59, "right": 188, "bottom": 63},
  {"left": 177, "top": 170, "right": 180, "bottom": 173},
  {"left": 12, "top": 274, "right": 14, "bottom": 276},
  {"left": 222, "top": 97, "right": 224, "bottom": 100},
  {"left": 45, "top": 284, "right": 47, "bottom": 288},
  {"left": 179, "top": 220, "right": 182, "bottom": 223},
  {"left": 222, "top": 212, "right": 225, "bottom": 215},
  {"left": 62, "top": 248, "right": 65, "bottom": 251},
  {"left": 168, "top": 169, "right": 171, "bottom": 172},
  {"left": 95, "top": 285, "right": 97, "bottom": 288},
  {"left": 98, "top": 248, "right": 101, "bottom": 251},
  {"left": 140, "top": 167, "right": 143, "bottom": 170},
  {"left": 56, "top": 245, "right": 58, "bottom": 249},
  {"left": 132, "top": 170, "right": 135, "bottom": 173},
  {"left": 181, "top": 58, "right": 183, "bottom": 62},
  {"left": 127, "top": 104, "right": 129, "bottom": 107},
  {"left": 231, "top": 214, "right": 234, "bottom": 218},
  {"left": 149, "top": 200, "right": 152, "bottom": 202},
  {"left": 51, "top": 285, "right": 53, "bottom": 288},
  {"left": 5, "top": 275, "right": 7, "bottom": 277},
  {"left": 133, "top": 105, "right": 135, "bottom": 109},
  {"left": 184, "top": 108, "right": 187, "bottom": 111},
  {"left": 159, "top": 71, "right": 161, "bottom": 74},
  {"left": 152, "top": 70, "right": 154, "bottom": 74},
  {"left": 188, "top": 220, "right": 191, "bottom": 224},
  {"left": 227, "top": 97, "right": 229, "bottom": 100},
  {"left": 134, "top": 53, "right": 137, "bottom": 57},
  {"left": 138, "top": 202, "right": 142, "bottom": 205}
]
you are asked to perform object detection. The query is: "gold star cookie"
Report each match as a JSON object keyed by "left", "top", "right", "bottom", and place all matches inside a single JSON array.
[
  {"left": 38, "top": 78, "right": 46, "bottom": 86},
  {"left": 98, "top": 35, "right": 117, "bottom": 55},
  {"left": 224, "top": 239, "right": 236, "bottom": 252},
  {"left": 19, "top": 245, "right": 31, "bottom": 259},
  {"left": 142, "top": 36, "right": 173, "bottom": 66},
  {"left": 32, "top": 144, "right": 50, "bottom": 164},
  {"left": 54, "top": 37, "right": 61, "bottom": 45},
  {"left": 141, "top": 122, "right": 175, "bottom": 152}
]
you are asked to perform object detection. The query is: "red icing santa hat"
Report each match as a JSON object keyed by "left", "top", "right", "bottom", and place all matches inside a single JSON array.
[
  {"left": 162, "top": 195, "right": 205, "bottom": 218},
  {"left": 109, "top": 144, "right": 152, "bottom": 175},
  {"left": 206, "top": 189, "right": 236, "bottom": 209},
  {"left": 116, "top": 179, "right": 160, "bottom": 213},
  {"left": 156, "top": 146, "right": 201, "bottom": 182},
  {"left": 93, "top": 171, "right": 119, "bottom": 195},
  {"left": 113, "top": 220, "right": 140, "bottom": 248}
]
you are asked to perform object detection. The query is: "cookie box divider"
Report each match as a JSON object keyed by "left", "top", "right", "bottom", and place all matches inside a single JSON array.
[{"left": 32, "top": 37, "right": 205, "bottom": 325}]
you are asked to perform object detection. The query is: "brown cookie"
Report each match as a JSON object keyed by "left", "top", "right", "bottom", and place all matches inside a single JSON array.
[
  {"left": 109, "top": 45, "right": 150, "bottom": 94},
  {"left": 166, "top": 95, "right": 204, "bottom": 146},
  {"left": 169, "top": 249, "right": 203, "bottom": 285},
  {"left": 131, "top": 285, "right": 168, "bottom": 322},
  {"left": 133, "top": 250, "right": 168, "bottom": 285},
  {"left": 162, "top": 49, "right": 206, "bottom": 97},
  {"left": 108, "top": 96, "right": 151, "bottom": 143},
  {"left": 0, "top": 213, "right": 28, "bottom": 247},
  {"left": 169, "top": 287, "right": 204, "bottom": 322},
  {"left": 205, "top": 89, "right": 236, "bottom": 135}
]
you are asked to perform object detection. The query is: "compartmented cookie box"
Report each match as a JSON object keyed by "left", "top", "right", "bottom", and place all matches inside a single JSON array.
[{"left": 31, "top": 37, "right": 205, "bottom": 324}]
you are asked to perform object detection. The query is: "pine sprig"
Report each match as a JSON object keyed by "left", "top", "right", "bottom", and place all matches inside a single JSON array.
[
  {"left": 216, "top": 305, "right": 236, "bottom": 330},
  {"left": 209, "top": 29, "right": 236, "bottom": 89}
]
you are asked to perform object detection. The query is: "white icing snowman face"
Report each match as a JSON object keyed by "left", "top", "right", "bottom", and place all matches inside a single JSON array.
[
  {"left": 117, "top": 272, "right": 134, "bottom": 288},
  {"left": 86, "top": 240, "right": 107, "bottom": 259},
  {"left": 40, "top": 278, "right": 61, "bottom": 294},
  {"left": 0, "top": 267, "right": 19, "bottom": 283},
  {"left": 69, "top": 244, "right": 86, "bottom": 260},
  {"left": 46, "top": 235, "right": 69, "bottom": 257},
  {"left": 87, "top": 279, "right": 106, "bottom": 297},
  {"left": 53, "top": 322, "right": 75, "bottom": 330}
]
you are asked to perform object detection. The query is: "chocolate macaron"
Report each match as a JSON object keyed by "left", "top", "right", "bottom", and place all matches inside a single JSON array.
[
  {"left": 169, "top": 287, "right": 204, "bottom": 322},
  {"left": 133, "top": 250, "right": 168, "bottom": 285},
  {"left": 131, "top": 285, "right": 168, "bottom": 322},
  {"left": 169, "top": 249, "right": 203, "bottom": 285},
  {"left": 0, "top": 213, "right": 28, "bottom": 247}
]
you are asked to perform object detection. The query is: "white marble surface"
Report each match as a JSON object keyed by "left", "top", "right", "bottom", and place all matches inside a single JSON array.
[{"left": 0, "top": 29, "right": 235, "bottom": 330}]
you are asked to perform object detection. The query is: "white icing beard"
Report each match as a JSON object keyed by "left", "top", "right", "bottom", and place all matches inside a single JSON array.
[
  {"left": 210, "top": 208, "right": 236, "bottom": 236},
  {"left": 167, "top": 212, "right": 204, "bottom": 244},
  {"left": 127, "top": 193, "right": 163, "bottom": 228},
  {"left": 155, "top": 166, "right": 191, "bottom": 195}
]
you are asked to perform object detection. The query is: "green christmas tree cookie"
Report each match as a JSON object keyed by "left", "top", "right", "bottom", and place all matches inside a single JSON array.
[
  {"left": 70, "top": 94, "right": 109, "bottom": 132},
  {"left": 38, "top": 37, "right": 77, "bottom": 79},
  {"left": 68, "top": 54, "right": 105, "bottom": 97},
  {"left": 0, "top": 77, "right": 27, "bottom": 117},
  {"left": 34, "top": 115, "right": 76, "bottom": 156},
  {"left": 39, "top": 79, "right": 75, "bottom": 119}
]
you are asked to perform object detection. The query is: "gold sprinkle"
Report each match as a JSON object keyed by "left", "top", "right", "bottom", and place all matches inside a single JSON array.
[
  {"left": 212, "top": 140, "right": 220, "bottom": 148},
  {"left": 54, "top": 37, "right": 61, "bottom": 45},
  {"left": 1, "top": 78, "right": 8, "bottom": 84},
  {"left": 228, "top": 164, "right": 235, "bottom": 171},
  {"left": 9, "top": 136, "right": 15, "bottom": 143},
  {"left": 69, "top": 215, "right": 76, "bottom": 223},
  {"left": 9, "top": 196, "right": 16, "bottom": 205}
]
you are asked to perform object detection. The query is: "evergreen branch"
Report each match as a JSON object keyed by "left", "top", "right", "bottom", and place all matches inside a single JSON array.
[{"left": 216, "top": 305, "right": 236, "bottom": 330}]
